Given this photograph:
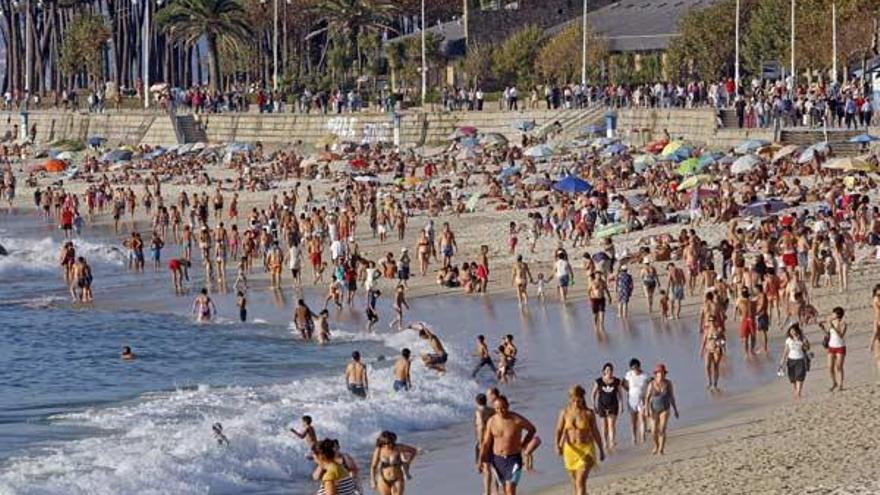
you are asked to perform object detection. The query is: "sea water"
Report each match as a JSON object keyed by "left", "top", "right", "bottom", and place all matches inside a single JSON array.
[{"left": 0, "top": 213, "right": 777, "bottom": 494}]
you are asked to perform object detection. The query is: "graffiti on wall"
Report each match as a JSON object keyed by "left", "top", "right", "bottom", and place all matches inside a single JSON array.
[{"left": 326, "top": 117, "right": 392, "bottom": 144}]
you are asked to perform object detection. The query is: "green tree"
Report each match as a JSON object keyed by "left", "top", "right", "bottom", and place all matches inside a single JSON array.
[
  {"left": 309, "top": 0, "right": 397, "bottom": 75},
  {"left": 156, "top": 0, "right": 253, "bottom": 91},
  {"left": 458, "top": 43, "right": 495, "bottom": 89},
  {"left": 534, "top": 23, "right": 608, "bottom": 85},
  {"left": 59, "top": 14, "right": 111, "bottom": 89},
  {"left": 491, "top": 25, "right": 543, "bottom": 88},
  {"left": 667, "top": 0, "right": 758, "bottom": 82},
  {"left": 741, "top": 0, "right": 789, "bottom": 78}
]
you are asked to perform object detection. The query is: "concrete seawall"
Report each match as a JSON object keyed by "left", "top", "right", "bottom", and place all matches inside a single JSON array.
[{"left": 1, "top": 107, "right": 772, "bottom": 151}]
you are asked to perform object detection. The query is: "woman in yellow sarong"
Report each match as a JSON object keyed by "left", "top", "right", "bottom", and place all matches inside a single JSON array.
[{"left": 555, "top": 385, "right": 605, "bottom": 495}]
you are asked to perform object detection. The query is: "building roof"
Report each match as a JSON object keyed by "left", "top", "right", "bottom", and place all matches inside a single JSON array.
[{"left": 550, "top": 0, "right": 718, "bottom": 52}]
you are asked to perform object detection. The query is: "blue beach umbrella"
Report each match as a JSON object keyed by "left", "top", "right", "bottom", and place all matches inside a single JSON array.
[
  {"left": 460, "top": 136, "right": 479, "bottom": 148},
  {"left": 553, "top": 175, "right": 592, "bottom": 194},
  {"left": 513, "top": 120, "right": 536, "bottom": 132},
  {"left": 602, "top": 143, "right": 628, "bottom": 156},
  {"left": 848, "top": 134, "right": 880, "bottom": 144},
  {"left": 524, "top": 144, "right": 554, "bottom": 159},
  {"left": 87, "top": 136, "right": 106, "bottom": 147},
  {"left": 735, "top": 139, "right": 771, "bottom": 154},
  {"left": 742, "top": 198, "right": 789, "bottom": 217}
]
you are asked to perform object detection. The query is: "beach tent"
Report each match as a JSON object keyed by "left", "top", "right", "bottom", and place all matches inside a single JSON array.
[
  {"left": 553, "top": 175, "right": 592, "bottom": 194},
  {"left": 731, "top": 154, "right": 762, "bottom": 174}
]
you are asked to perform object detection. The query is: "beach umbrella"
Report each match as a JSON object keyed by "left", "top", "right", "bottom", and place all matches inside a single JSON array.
[
  {"left": 524, "top": 144, "right": 554, "bottom": 159},
  {"left": 456, "top": 148, "right": 478, "bottom": 161},
  {"left": 676, "top": 158, "right": 703, "bottom": 176},
  {"left": 731, "top": 154, "right": 762, "bottom": 174},
  {"left": 44, "top": 159, "right": 66, "bottom": 173},
  {"left": 633, "top": 154, "right": 656, "bottom": 171},
  {"left": 353, "top": 174, "right": 380, "bottom": 184},
  {"left": 595, "top": 137, "right": 619, "bottom": 147},
  {"left": 593, "top": 223, "right": 627, "bottom": 239},
  {"left": 553, "top": 175, "right": 592, "bottom": 194},
  {"left": 455, "top": 125, "right": 477, "bottom": 138},
  {"left": 499, "top": 165, "right": 521, "bottom": 179},
  {"left": 742, "top": 198, "right": 789, "bottom": 217},
  {"left": 101, "top": 149, "right": 132, "bottom": 162},
  {"left": 677, "top": 174, "right": 713, "bottom": 191},
  {"left": 602, "top": 143, "right": 628, "bottom": 157},
  {"left": 644, "top": 139, "right": 668, "bottom": 154},
  {"left": 87, "top": 136, "right": 106, "bottom": 147},
  {"left": 660, "top": 141, "right": 684, "bottom": 156},
  {"left": 823, "top": 157, "right": 875, "bottom": 172},
  {"left": 662, "top": 146, "right": 692, "bottom": 162},
  {"left": 797, "top": 142, "right": 829, "bottom": 164},
  {"left": 460, "top": 136, "right": 480, "bottom": 148},
  {"left": 698, "top": 153, "right": 720, "bottom": 167},
  {"left": 481, "top": 133, "right": 508, "bottom": 147},
  {"left": 513, "top": 120, "right": 536, "bottom": 132},
  {"left": 144, "top": 147, "right": 167, "bottom": 160},
  {"left": 772, "top": 144, "right": 801, "bottom": 163},
  {"left": 734, "top": 139, "right": 771, "bottom": 154},
  {"left": 227, "top": 142, "right": 254, "bottom": 154},
  {"left": 848, "top": 134, "right": 880, "bottom": 144}
]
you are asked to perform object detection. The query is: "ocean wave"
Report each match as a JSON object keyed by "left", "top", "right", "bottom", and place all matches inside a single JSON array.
[
  {"left": 0, "top": 236, "right": 125, "bottom": 274},
  {"left": 0, "top": 326, "right": 479, "bottom": 494}
]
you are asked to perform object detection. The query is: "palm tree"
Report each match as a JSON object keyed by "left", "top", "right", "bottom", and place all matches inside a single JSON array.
[
  {"left": 308, "top": 0, "right": 397, "bottom": 75},
  {"left": 156, "top": 0, "right": 252, "bottom": 90}
]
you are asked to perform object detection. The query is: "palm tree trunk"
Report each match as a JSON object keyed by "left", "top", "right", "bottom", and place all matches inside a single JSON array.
[
  {"left": 195, "top": 43, "right": 203, "bottom": 85},
  {"left": 206, "top": 33, "right": 221, "bottom": 91}
]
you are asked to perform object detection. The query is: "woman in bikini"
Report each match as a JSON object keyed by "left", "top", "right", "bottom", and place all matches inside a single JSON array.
[
  {"left": 700, "top": 301, "right": 725, "bottom": 391},
  {"left": 554, "top": 385, "right": 604, "bottom": 495},
  {"left": 644, "top": 364, "right": 679, "bottom": 455},
  {"left": 370, "top": 431, "right": 417, "bottom": 495}
]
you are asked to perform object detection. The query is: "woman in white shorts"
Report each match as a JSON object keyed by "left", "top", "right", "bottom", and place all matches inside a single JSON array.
[{"left": 623, "top": 358, "right": 650, "bottom": 445}]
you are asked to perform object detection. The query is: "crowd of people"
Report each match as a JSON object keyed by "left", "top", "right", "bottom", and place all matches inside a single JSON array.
[{"left": 5, "top": 92, "right": 880, "bottom": 493}]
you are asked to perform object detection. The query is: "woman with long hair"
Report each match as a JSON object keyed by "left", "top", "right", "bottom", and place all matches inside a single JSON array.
[
  {"left": 554, "top": 385, "right": 604, "bottom": 495},
  {"left": 370, "top": 430, "right": 418, "bottom": 495}
]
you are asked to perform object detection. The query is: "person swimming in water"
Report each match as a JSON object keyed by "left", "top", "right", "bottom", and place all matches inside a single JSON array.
[
  {"left": 121, "top": 346, "right": 135, "bottom": 360},
  {"left": 192, "top": 288, "right": 216, "bottom": 323}
]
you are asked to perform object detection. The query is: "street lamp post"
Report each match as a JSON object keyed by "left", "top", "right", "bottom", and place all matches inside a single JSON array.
[
  {"left": 734, "top": 0, "right": 740, "bottom": 94},
  {"left": 143, "top": 0, "right": 150, "bottom": 109},
  {"left": 273, "top": 0, "right": 279, "bottom": 92},
  {"left": 790, "top": 0, "right": 796, "bottom": 91},
  {"left": 581, "top": 0, "right": 587, "bottom": 86},
  {"left": 421, "top": 0, "right": 427, "bottom": 107},
  {"left": 21, "top": 0, "right": 32, "bottom": 142},
  {"left": 832, "top": 1, "right": 838, "bottom": 84}
]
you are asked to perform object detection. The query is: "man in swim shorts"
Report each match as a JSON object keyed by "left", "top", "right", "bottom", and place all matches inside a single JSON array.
[
  {"left": 345, "top": 351, "right": 368, "bottom": 398},
  {"left": 479, "top": 395, "right": 537, "bottom": 495},
  {"left": 736, "top": 287, "right": 757, "bottom": 356},
  {"left": 666, "top": 263, "right": 686, "bottom": 319},
  {"left": 414, "top": 325, "right": 448, "bottom": 372},
  {"left": 393, "top": 348, "right": 412, "bottom": 392}
]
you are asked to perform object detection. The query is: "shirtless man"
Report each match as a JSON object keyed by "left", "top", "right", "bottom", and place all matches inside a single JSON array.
[
  {"left": 511, "top": 255, "right": 534, "bottom": 306},
  {"left": 588, "top": 273, "right": 612, "bottom": 333},
  {"left": 666, "top": 263, "right": 686, "bottom": 319},
  {"left": 478, "top": 395, "right": 537, "bottom": 495},
  {"left": 472, "top": 335, "right": 497, "bottom": 379},
  {"left": 474, "top": 393, "right": 496, "bottom": 495},
  {"left": 735, "top": 288, "right": 756, "bottom": 356},
  {"left": 411, "top": 323, "right": 448, "bottom": 372},
  {"left": 754, "top": 284, "right": 770, "bottom": 354},
  {"left": 391, "top": 283, "right": 410, "bottom": 330},
  {"left": 168, "top": 258, "right": 190, "bottom": 294},
  {"left": 439, "top": 222, "right": 458, "bottom": 268},
  {"left": 294, "top": 298, "right": 316, "bottom": 340},
  {"left": 345, "top": 351, "right": 368, "bottom": 399},
  {"left": 393, "top": 348, "right": 412, "bottom": 392}
]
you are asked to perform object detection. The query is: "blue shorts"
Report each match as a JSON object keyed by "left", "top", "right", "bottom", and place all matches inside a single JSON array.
[
  {"left": 557, "top": 275, "right": 569, "bottom": 288},
  {"left": 672, "top": 285, "right": 685, "bottom": 301},
  {"left": 442, "top": 246, "right": 453, "bottom": 258},
  {"left": 348, "top": 384, "right": 366, "bottom": 398},
  {"left": 393, "top": 380, "right": 409, "bottom": 392},
  {"left": 490, "top": 453, "right": 523, "bottom": 485}
]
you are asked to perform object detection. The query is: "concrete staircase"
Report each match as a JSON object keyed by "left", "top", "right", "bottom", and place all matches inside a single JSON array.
[
  {"left": 779, "top": 128, "right": 868, "bottom": 156},
  {"left": 176, "top": 114, "right": 208, "bottom": 143}
]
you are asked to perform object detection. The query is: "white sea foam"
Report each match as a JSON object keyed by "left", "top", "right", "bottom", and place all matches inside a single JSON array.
[
  {"left": 0, "top": 327, "right": 478, "bottom": 495},
  {"left": 0, "top": 236, "right": 125, "bottom": 274}
]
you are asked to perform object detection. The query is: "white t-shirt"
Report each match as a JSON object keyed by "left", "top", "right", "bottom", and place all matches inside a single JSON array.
[
  {"left": 330, "top": 240, "right": 344, "bottom": 261},
  {"left": 785, "top": 337, "right": 805, "bottom": 359},
  {"left": 555, "top": 259, "right": 569, "bottom": 279},
  {"left": 288, "top": 246, "right": 301, "bottom": 270},
  {"left": 625, "top": 370, "right": 649, "bottom": 403}
]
